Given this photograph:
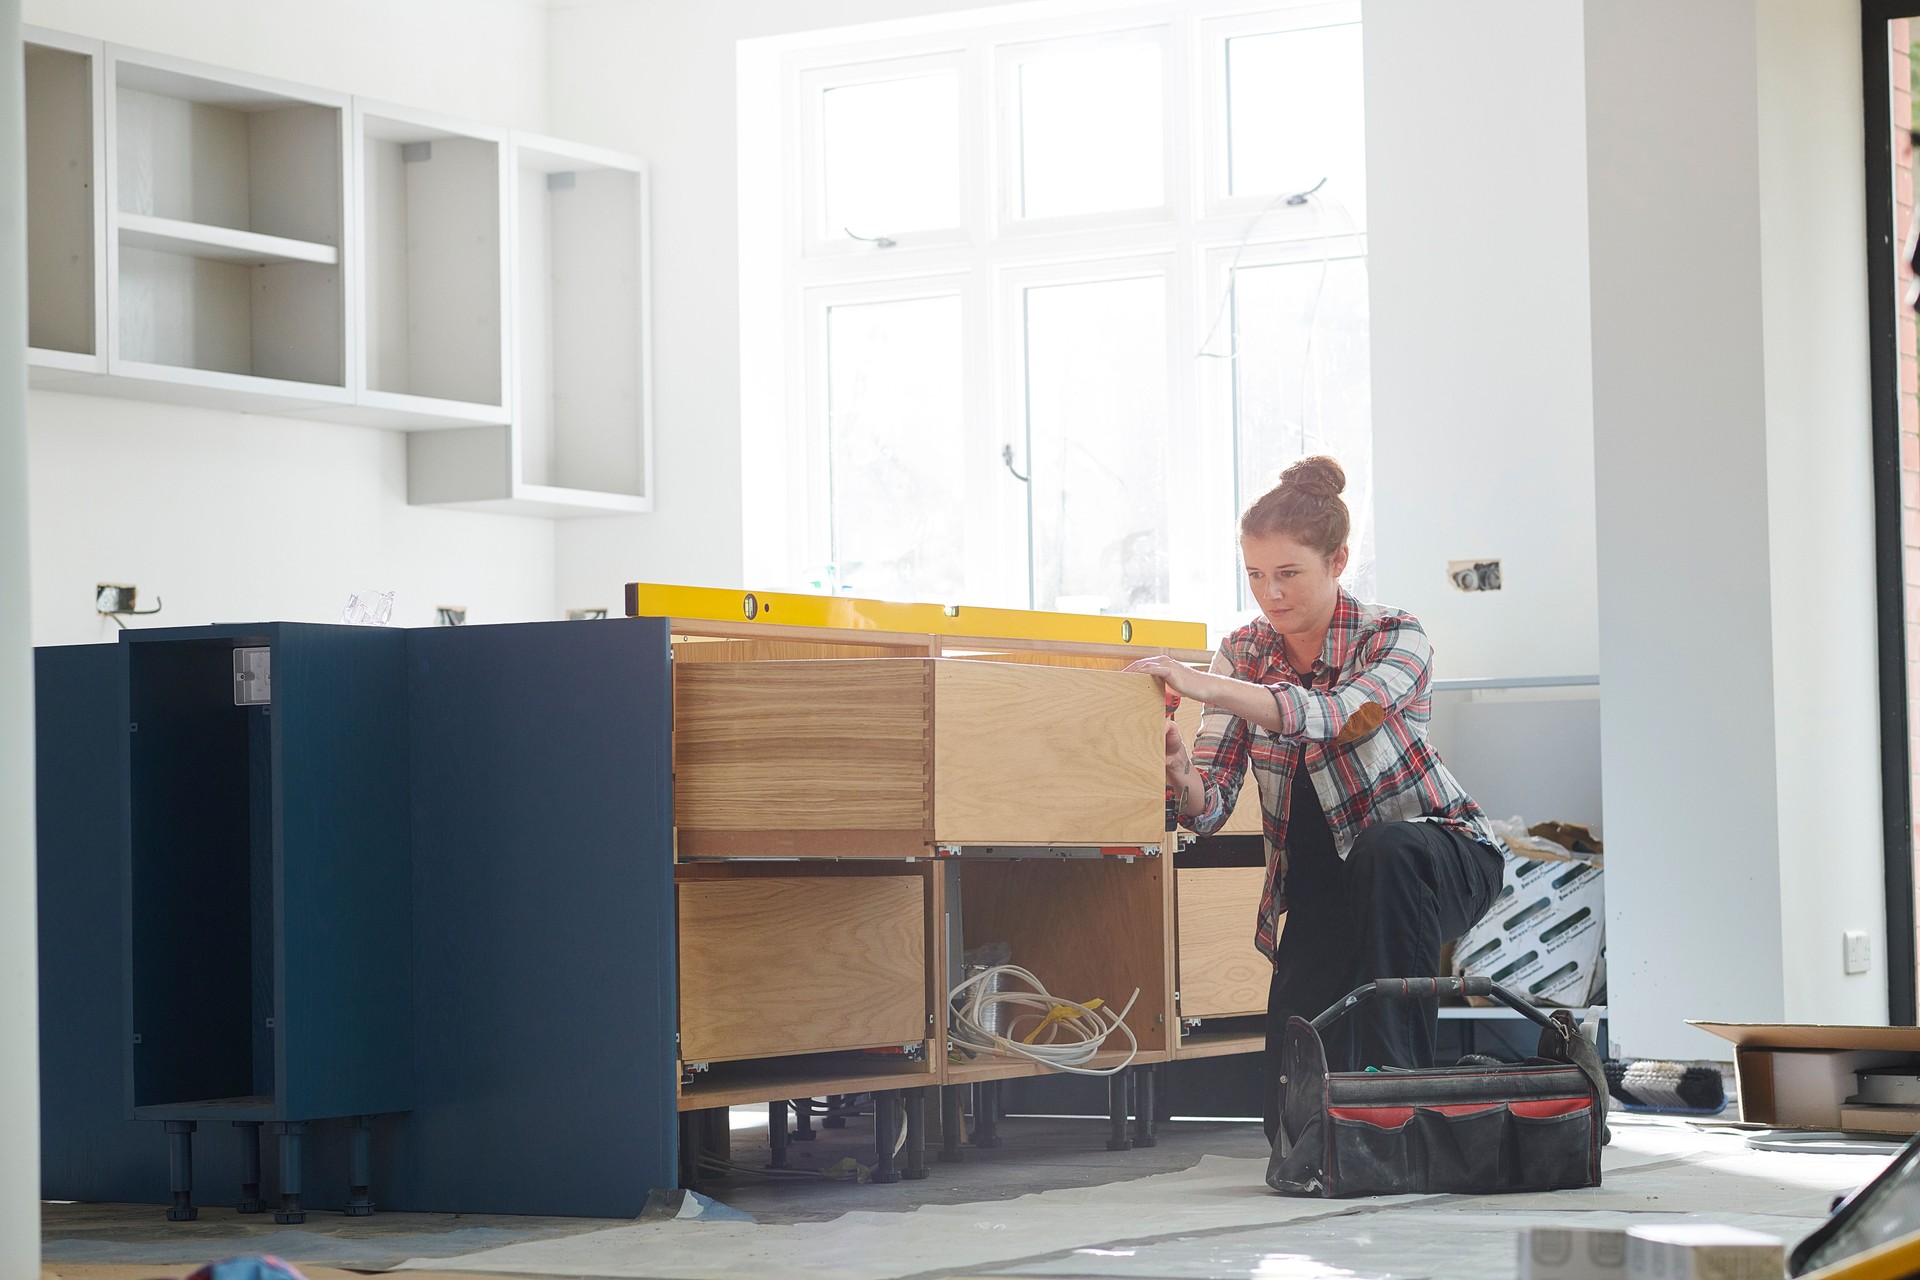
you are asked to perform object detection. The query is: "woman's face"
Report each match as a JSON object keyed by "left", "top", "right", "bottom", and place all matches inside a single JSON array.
[{"left": 1242, "top": 531, "right": 1348, "bottom": 635}]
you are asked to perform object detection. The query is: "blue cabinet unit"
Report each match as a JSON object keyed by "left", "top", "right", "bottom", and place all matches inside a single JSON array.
[
  {"left": 123, "top": 624, "right": 411, "bottom": 1220},
  {"left": 36, "top": 618, "right": 677, "bottom": 1219}
]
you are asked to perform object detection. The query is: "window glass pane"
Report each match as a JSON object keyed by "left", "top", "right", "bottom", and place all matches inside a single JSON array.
[
  {"left": 1227, "top": 24, "right": 1366, "bottom": 223},
  {"left": 823, "top": 73, "right": 961, "bottom": 238},
  {"left": 1024, "top": 275, "right": 1168, "bottom": 612},
  {"left": 827, "top": 295, "right": 967, "bottom": 601},
  {"left": 1017, "top": 41, "right": 1164, "bottom": 220},
  {"left": 1231, "top": 255, "right": 1373, "bottom": 599}
]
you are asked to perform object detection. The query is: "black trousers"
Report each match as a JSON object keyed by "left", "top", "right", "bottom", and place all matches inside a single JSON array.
[{"left": 1261, "top": 819, "right": 1505, "bottom": 1145}]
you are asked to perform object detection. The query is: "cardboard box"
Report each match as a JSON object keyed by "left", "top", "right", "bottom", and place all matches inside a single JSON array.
[
  {"left": 1520, "top": 1226, "right": 1628, "bottom": 1280},
  {"left": 1838, "top": 1103, "right": 1920, "bottom": 1135},
  {"left": 1625, "top": 1225, "right": 1783, "bottom": 1280},
  {"left": 1692, "top": 1022, "right": 1920, "bottom": 1131},
  {"left": 1454, "top": 844, "right": 1604, "bottom": 1006}
]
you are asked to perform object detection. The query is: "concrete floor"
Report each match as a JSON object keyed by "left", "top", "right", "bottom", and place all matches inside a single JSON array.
[{"left": 37, "top": 1110, "right": 1900, "bottom": 1280}]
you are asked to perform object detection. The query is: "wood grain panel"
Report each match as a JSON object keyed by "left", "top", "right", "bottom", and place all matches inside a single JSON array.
[
  {"left": 957, "top": 858, "right": 1168, "bottom": 1055},
  {"left": 674, "top": 660, "right": 931, "bottom": 836},
  {"left": 678, "top": 876, "right": 927, "bottom": 1062},
  {"left": 1173, "top": 695, "right": 1266, "bottom": 836},
  {"left": 945, "top": 650, "right": 1133, "bottom": 671},
  {"left": 1175, "top": 867, "right": 1272, "bottom": 1018},
  {"left": 931, "top": 661, "right": 1163, "bottom": 847},
  {"left": 672, "top": 637, "right": 927, "bottom": 663}
]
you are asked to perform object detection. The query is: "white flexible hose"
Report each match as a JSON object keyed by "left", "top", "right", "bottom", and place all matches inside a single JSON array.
[{"left": 948, "top": 964, "right": 1140, "bottom": 1077}]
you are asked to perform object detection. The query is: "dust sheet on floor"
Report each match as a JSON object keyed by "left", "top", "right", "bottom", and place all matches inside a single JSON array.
[{"left": 389, "top": 1119, "right": 1889, "bottom": 1280}]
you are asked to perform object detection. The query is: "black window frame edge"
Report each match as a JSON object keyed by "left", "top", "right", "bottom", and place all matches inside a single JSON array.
[{"left": 1863, "top": 0, "right": 1917, "bottom": 1026}]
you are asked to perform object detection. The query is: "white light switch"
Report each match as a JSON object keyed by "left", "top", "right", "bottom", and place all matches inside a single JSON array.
[{"left": 1845, "top": 931, "right": 1872, "bottom": 975}]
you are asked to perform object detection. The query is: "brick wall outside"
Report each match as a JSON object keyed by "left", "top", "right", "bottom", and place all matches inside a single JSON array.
[{"left": 1893, "top": 22, "right": 1920, "bottom": 992}]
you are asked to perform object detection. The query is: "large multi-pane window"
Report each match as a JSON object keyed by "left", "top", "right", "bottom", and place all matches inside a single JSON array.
[{"left": 783, "top": 1, "right": 1368, "bottom": 627}]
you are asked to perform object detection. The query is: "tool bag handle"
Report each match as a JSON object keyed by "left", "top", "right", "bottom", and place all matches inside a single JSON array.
[{"left": 1307, "top": 976, "right": 1557, "bottom": 1033}]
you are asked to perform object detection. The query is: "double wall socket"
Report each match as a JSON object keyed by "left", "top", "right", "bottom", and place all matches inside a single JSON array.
[{"left": 1844, "top": 930, "right": 1872, "bottom": 975}]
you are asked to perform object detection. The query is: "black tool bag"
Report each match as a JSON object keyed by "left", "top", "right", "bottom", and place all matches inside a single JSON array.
[{"left": 1266, "top": 976, "right": 1609, "bottom": 1197}]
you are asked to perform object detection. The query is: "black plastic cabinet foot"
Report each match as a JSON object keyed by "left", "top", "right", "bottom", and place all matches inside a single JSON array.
[
  {"left": 344, "top": 1116, "right": 375, "bottom": 1216},
  {"left": 164, "top": 1121, "right": 197, "bottom": 1221},
  {"left": 233, "top": 1121, "right": 265, "bottom": 1213},
  {"left": 270, "top": 1121, "right": 307, "bottom": 1224}
]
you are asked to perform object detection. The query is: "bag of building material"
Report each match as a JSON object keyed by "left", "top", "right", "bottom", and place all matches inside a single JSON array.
[{"left": 1268, "top": 976, "right": 1608, "bottom": 1197}]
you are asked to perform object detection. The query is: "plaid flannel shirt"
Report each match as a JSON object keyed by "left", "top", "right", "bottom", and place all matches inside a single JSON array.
[{"left": 1179, "top": 590, "right": 1504, "bottom": 959}]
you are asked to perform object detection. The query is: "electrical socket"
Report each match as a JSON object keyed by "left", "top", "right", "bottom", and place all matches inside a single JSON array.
[{"left": 1844, "top": 930, "right": 1872, "bottom": 975}]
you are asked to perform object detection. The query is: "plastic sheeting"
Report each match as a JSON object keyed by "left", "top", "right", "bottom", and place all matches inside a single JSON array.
[{"left": 396, "top": 1120, "right": 1890, "bottom": 1280}]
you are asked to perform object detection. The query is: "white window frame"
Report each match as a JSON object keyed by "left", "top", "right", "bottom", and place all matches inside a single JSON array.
[
  {"left": 997, "top": 252, "right": 1194, "bottom": 614},
  {"left": 1199, "top": 2, "right": 1364, "bottom": 220},
  {"left": 757, "top": 0, "right": 1368, "bottom": 629},
  {"left": 993, "top": 24, "right": 1183, "bottom": 241},
  {"left": 798, "top": 51, "right": 978, "bottom": 259},
  {"left": 1196, "top": 231, "right": 1372, "bottom": 614}
]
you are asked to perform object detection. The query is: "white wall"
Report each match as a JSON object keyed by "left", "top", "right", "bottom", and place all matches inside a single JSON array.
[
  {"left": 26, "top": 0, "right": 548, "bottom": 131},
  {"left": 27, "top": 395, "right": 559, "bottom": 644},
  {"left": 545, "top": 0, "right": 1021, "bottom": 610},
  {"left": 1364, "top": 0, "right": 1599, "bottom": 682},
  {"left": 2, "top": 3, "right": 45, "bottom": 1271},
  {"left": 1757, "top": 0, "right": 1887, "bottom": 1028},
  {"left": 1586, "top": 0, "right": 1886, "bottom": 1060},
  {"left": 23, "top": 0, "right": 558, "bottom": 646}
]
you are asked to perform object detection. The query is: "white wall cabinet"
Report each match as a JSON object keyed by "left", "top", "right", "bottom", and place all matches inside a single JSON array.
[
  {"left": 25, "top": 29, "right": 105, "bottom": 384},
  {"left": 407, "top": 134, "right": 652, "bottom": 516},
  {"left": 19, "top": 29, "right": 653, "bottom": 517}
]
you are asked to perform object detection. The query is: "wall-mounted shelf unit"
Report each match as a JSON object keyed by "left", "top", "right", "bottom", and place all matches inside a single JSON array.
[
  {"left": 408, "top": 133, "right": 652, "bottom": 516},
  {"left": 105, "top": 49, "right": 350, "bottom": 410},
  {"left": 19, "top": 30, "right": 655, "bottom": 515},
  {"left": 350, "top": 103, "right": 510, "bottom": 429},
  {"left": 24, "top": 28, "right": 106, "bottom": 386}
]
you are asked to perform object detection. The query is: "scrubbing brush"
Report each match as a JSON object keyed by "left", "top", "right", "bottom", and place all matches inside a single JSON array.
[{"left": 1605, "top": 1059, "right": 1726, "bottom": 1113}]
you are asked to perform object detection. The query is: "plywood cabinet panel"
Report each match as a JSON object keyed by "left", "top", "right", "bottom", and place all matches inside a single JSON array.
[
  {"left": 931, "top": 659, "right": 1163, "bottom": 847},
  {"left": 958, "top": 858, "right": 1170, "bottom": 1057},
  {"left": 1175, "top": 867, "right": 1272, "bottom": 1019},
  {"left": 674, "top": 658, "right": 1166, "bottom": 857},
  {"left": 678, "top": 876, "right": 927, "bottom": 1062}
]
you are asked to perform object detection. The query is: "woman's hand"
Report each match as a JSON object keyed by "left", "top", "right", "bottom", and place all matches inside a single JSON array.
[
  {"left": 1163, "top": 717, "right": 1192, "bottom": 781},
  {"left": 1162, "top": 718, "right": 1206, "bottom": 816},
  {"left": 1124, "top": 654, "right": 1207, "bottom": 700}
]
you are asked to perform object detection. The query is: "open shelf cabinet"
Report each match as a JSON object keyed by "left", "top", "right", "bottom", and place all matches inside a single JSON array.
[
  {"left": 24, "top": 28, "right": 105, "bottom": 384},
  {"left": 124, "top": 625, "right": 410, "bottom": 1124},
  {"left": 407, "top": 133, "right": 653, "bottom": 516},
  {"left": 22, "top": 29, "right": 658, "bottom": 516},
  {"left": 105, "top": 49, "right": 349, "bottom": 407},
  {"left": 351, "top": 102, "right": 510, "bottom": 428}
]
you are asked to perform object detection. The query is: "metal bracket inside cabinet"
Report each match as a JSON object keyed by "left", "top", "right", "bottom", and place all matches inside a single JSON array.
[
  {"left": 902, "top": 1042, "right": 927, "bottom": 1062},
  {"left": 934, "top": 844, "right": 1160, "bottom": 860},
  {"left": 680, "top": 1061, "right": 710, "bottom": 1087}
]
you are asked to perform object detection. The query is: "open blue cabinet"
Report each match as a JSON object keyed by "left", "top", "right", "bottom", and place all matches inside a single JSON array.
[
  {"left": 123, "top": 623, "right": 410, "bottom": 1220},
  {"left": 39, "top": 617, "right": 676, "bottom": 1219}
]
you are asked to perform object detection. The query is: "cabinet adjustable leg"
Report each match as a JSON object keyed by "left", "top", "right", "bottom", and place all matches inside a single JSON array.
[
  {"left": 791, "top": 1098, "right": 817, "bottom": 1142},
  {"left": 767, "top": 1101, "right": 791, "bottom": 1170},
  {"left": 822, "top": 1094, "right": 848, "bottom": 1128},
  {"left": 903, "top": 1088, "right": 929, "bottom": 1179},
  {"left": 1107, "top": 1070, "right": 1133, "bottom": 1151},
  {"left": 164, "top": 1121, "right": 197, "bottom": 1221},
  {"left": 1132, "top": 1066, "right": 1157, "bottom": 1148},
  {"left": 344, "top": 1115, "right": 375, "bottom": 1216},
  {"left": 871, "top": 1091, "right": 901, "bottom": 1184},
  {"left": 938, "top": 1085, "right": 965, "bottom": 1162},
  {"left": 233, "top": 1121, "right": 265, "bottom": 1213},
  {"left": 971, "top": 1082, "right": 1001, "bottom": 1149},
  {"left": 270, "top": 1121, "right": 308, "bottom": 1224}
]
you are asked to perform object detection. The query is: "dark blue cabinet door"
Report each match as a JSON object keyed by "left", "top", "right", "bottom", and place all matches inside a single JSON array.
[{"left": 405, "top": 618, "right": 676, "bottom": 1215}]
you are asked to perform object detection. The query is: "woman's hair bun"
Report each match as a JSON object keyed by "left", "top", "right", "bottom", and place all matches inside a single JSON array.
[{"left": 1279, "top": 454, "right": 1346, "bottom": 499}]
